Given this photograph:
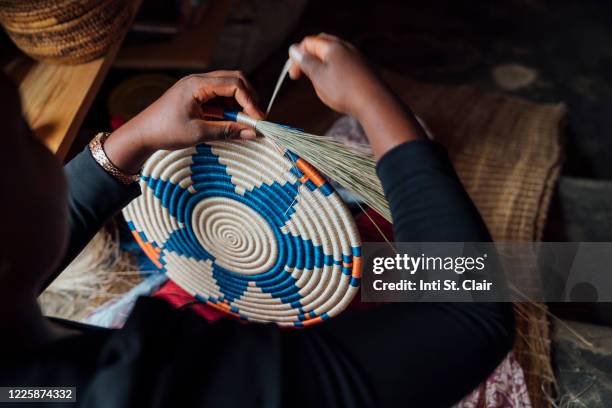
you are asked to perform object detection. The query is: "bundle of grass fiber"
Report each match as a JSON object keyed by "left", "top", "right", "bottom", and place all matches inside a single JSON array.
[
  {"left": 208, "top": 108, "right": 392, "bottom": 222},
  {"left": 123, "top": 137, "right": 362, "bottom": 326}
]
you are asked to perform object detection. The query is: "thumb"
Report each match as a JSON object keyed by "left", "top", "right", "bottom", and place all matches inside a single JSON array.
[
  {"left": 289, "top": 45, "right": 323, "bottom": 80},
  {"left": 193, "top": 120, "right": 257, "bottom": 141}
]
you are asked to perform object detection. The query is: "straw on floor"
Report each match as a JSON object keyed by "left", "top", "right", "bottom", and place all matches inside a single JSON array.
[
  {"left": 38, "top": 228, "right": 142, "bottom": 321},
  {"left": 123, "top": 138, "right": 362, "bottom": 327}
]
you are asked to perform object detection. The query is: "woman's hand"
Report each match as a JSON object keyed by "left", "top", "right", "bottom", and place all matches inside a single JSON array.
[
  {"left": 288, "top": 34, "right": 425, "bottom": 159},
  {"left": 104, "top": 71, "right": 264, "bottom": 174},
  {"left": 288, "top": 34, "right": 384, "bottom": 118}
]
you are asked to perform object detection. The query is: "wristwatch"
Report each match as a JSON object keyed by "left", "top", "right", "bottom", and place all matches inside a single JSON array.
[{"left": 88, "top": 132, "right": 141, "bottom": 185}]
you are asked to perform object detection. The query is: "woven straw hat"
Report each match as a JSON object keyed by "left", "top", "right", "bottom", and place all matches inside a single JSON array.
[
  {"left": 0, "top": 0, "right": 131, "bottom": 64},
  {"left": 124, "top": 139, "right": 362, "bottom": 326}
]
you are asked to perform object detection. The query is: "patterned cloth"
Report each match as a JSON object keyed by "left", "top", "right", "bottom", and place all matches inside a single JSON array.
[{"left": 457, "top": 353, "right": 532, "bottom": 408}]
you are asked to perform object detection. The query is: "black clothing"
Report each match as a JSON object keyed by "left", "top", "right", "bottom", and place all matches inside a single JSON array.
[{"left": 3, "top": 140, "right": 514, "bottom": 408}]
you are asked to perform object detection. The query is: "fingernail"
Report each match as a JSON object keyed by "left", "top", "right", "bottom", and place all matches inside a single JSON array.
[
  {"left": 289, "top": 45, "right": 303, "bottom": 64},
  {"left": 240, "top": 129, "right": 257, "bottom": 139}
]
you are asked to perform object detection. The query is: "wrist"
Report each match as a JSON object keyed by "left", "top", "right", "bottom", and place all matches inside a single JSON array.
[
  {"left": 89, "top": 132, "right": 141, "bottom": 185},
  {"left": 350, "top": 82, "right": 397, "bottom": 125},
  {"left": 104, "top": 125, "right": 154, "bottom": 175},
  {"left": 347, "top": 70, "right": 392, "bottom": 117},
  {"left": 349, "top": 83, "right": 426, "bottom": 159},
  {"left": 343, "top": 61, "right": 389, "bottom": 116}
]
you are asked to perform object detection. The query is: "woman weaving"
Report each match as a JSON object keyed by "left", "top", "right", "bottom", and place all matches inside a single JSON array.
[{"left": 0, "top": 35, "right": 514, "bottom": 407}]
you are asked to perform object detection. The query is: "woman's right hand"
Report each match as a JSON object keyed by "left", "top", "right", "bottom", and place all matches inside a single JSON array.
[
  {"left": 288, "top": 34, "right": 387, "bottom": 119},
  {"left": 288, "top": 34, "right": 425, "bottom": 159}
]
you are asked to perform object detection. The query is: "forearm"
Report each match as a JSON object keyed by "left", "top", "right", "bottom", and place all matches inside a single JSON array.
[
  {"left": 290, "top": 302, "right": 514, "bottom": 407},
  {"left": 376, "top": 140, "right": 491, "bottom": 241},
  {"left": 42, "top": 148, "right": 141, "bottom": 291},
  {"left": 352, "top": 84, "right": 427, "bottom": 160},
  {"left": 103, "top": 119, "right": 156, "bottom": 175},
  {"left": 46, "top": 123, "right": 158, "bottom": 289}
]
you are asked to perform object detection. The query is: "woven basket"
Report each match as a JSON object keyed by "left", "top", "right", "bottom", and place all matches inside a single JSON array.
[
  {"left": 0, "top": 0, "right": 131, "bottom": 64},
  {"left": 123, "top": 139, "right": 362, "bottom": 326}
]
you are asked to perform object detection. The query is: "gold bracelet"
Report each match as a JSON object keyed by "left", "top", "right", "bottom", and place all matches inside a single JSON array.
[{"left": 89, "top": 132, "right": 141, "bottom": 185}]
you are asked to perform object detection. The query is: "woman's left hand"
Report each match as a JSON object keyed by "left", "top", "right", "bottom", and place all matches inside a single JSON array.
[{"left": 104, "top": 71, "right": 264, "bottom": 174}]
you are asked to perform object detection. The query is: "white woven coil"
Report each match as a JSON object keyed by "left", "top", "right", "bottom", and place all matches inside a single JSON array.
[{"left": 123, "top": 138, "right": 362, "bottom": 327}]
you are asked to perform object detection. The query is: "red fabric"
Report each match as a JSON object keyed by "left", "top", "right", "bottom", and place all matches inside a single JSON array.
[
  {"left": 153, "top": 280, "right": 227, "bottom": 322},
  {"left": 153, "top": 208, "right": 394, "bottom": 320}
]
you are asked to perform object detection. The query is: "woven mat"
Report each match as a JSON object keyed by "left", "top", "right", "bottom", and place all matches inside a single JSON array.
[{"left": 271, "top": 72, "right": 567, "bottom": 407}]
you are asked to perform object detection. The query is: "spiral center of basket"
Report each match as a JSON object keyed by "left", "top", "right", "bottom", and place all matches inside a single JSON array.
[{"left": 191, "top": 197, "right": 278, "bottom": 275}]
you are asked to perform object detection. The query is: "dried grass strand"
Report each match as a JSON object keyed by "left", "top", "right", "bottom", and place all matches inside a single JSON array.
[{"left": 253, "top": 120, "right": 392, "bottom": 222}]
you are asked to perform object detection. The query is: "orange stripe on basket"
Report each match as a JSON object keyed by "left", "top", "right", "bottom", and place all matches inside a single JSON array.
[
  {"left": 208, "top": 301, "right": 240, "bottom": 317},
  {"left": 131, "top": 230, "right": 162, "bottom": 269},
  {"left": 302, "top": 317, "right": 323, "bottom": 327},
  {"left": 352, "top": 256, "right": 362, "bottom": 279},
  {"left": 208, "top": 301, "right": 228, "bottom": 312},
  {"left": 296, "top": 159, "right": 325, "bottom": 187}
]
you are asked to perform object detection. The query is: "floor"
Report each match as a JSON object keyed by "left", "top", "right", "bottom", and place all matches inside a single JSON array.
[{"left": 554, "top": 320, "right": 612, "bottom": 405}]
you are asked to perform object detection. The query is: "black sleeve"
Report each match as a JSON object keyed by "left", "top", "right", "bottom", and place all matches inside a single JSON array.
[
  {"left": 280, "top": 140, "right": 514, "bottom": 407},
  {"left": 376, "top": 140, "right": 492, "bottom": 242},
  {"left": 42, "top": 148, "right": 140, "bottom": 290}
]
